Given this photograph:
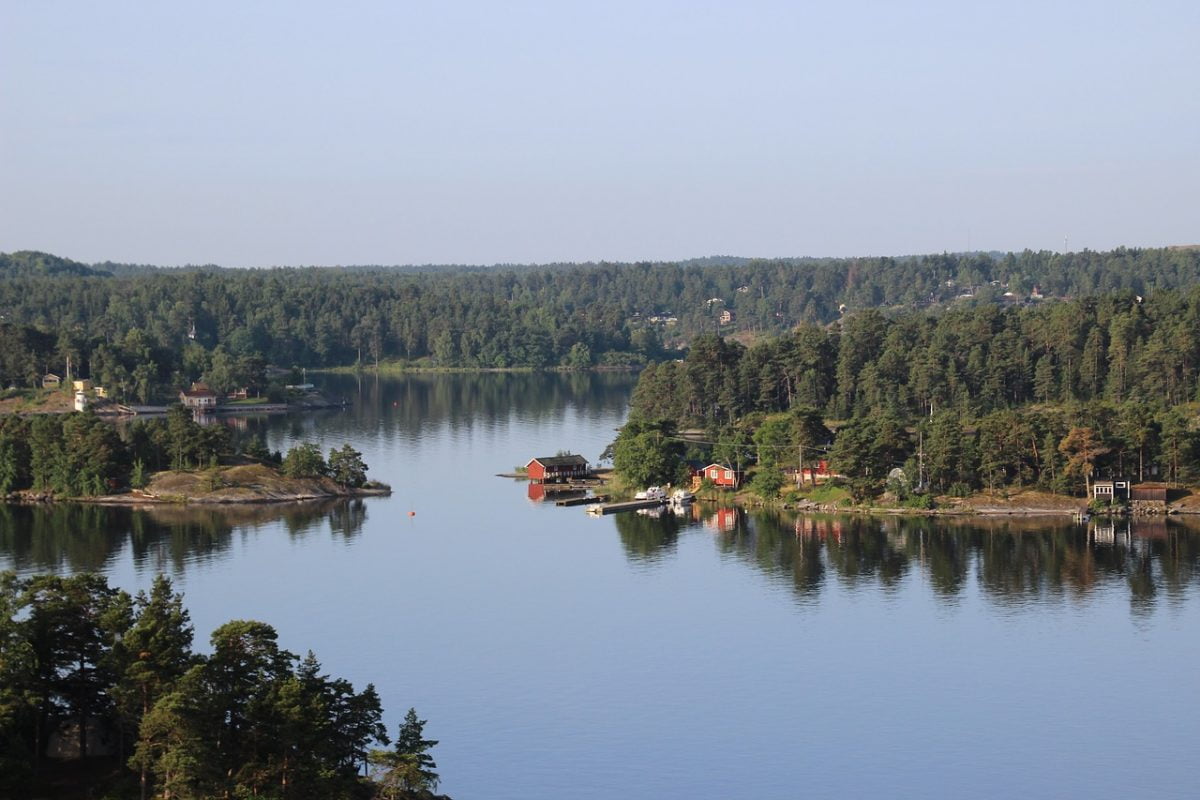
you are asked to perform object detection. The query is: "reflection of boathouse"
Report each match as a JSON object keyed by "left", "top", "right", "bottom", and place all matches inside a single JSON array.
[{"left": 1088, "top": 518, "right": 1170, "bottom": 550}]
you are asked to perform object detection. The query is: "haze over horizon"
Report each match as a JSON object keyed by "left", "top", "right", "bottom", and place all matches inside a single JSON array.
[{"left": 2, "top": 1, "right": 1197, "bottom": 268}]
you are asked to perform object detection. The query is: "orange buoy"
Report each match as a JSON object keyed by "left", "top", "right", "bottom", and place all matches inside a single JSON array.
[{"left": 408, "top": 511, "right": 416, "bottom": 517}]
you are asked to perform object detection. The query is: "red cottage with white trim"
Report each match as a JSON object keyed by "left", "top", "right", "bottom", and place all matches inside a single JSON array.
[
  {"left": 526, "top": 454, "right": 589, "bottom": 484},
  {"left": 698, "top": 463, "right": 743, "bottom": 489}
]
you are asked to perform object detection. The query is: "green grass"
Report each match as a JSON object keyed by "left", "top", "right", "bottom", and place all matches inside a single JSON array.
[{"left": 797, "top": 483, "right": 851, "bottom": 504}]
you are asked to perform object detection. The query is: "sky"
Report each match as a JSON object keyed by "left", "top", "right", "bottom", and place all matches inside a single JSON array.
[{"left": 1, "top": 0, "right": 1197, "bottom": 267}]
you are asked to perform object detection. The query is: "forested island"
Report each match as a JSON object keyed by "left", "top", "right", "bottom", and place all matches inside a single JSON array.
[
  {"left": 0, "top": 573, "right": 448, "bottom": 799},
  {"left": 2, "top": 246, "right": 1200, "bottom": 407},
  {"left": 0, "top": 405, "right": 387, "bottom": 504},
  {"left": 613, "top": 286, "right": 1200, "bottom": 510}
]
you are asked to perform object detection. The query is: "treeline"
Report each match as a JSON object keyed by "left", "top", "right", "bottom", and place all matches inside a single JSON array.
[
  {"left": 0, "top": 572, "right": 445, "bottom": 799},
  {"left": 2, "top": 246, "right": 1200, "bottom": 399},
  {"left": 626, "top": 288, "right": 1200, "bottom": 496},
  {"left": 0, "top": 406, "right": 369, "bottom": 497}
]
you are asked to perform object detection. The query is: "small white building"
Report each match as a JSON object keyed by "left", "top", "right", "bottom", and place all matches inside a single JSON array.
[
  {"left": 74, "top": 391, "right": 89, "bottom": 412},
  {"left": 1093, "top": 479, "right": 1130, "bottom": 501}
]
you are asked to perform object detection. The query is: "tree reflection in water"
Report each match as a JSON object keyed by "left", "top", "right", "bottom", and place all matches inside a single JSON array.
[
  {"left": 0, "top": 498, "right": 369, "bottom": 575},
  {"left": 638, "top": 506, "right": 1200, "bottom": 609}
]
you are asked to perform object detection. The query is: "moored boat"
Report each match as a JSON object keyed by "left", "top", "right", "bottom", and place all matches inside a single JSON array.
[{"left": 669, "top": 489, "right": 695, "bottom": 505}]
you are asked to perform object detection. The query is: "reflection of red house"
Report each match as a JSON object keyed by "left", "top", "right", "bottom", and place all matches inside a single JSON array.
[
  {"left": 793, "top": 518, "right": 843, "bottom": 543},
  {"left": 527, "top": 483, "right": 547, "bottom": 502},
  {"left": 705, "top": 507, "right": 740, "bottom": 533},
  {"left": 525, "top": 454, "right": 588, "bottom": 483},
  {"left": 695, "top": 463, "right": 743, "bottom": 489}
]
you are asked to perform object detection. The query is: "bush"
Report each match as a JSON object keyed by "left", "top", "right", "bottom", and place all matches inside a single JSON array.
[
  {"left": 902, "top": 493, "right": 935, "bottom": 509},
  {"left": 948, "top": 482, "right": 973, "bottom": 498},
  {"left": 1088, "top": 497, "right": 1123, "bottom": 515}
]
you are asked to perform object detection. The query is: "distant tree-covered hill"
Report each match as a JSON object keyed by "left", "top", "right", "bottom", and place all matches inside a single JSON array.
[
  {"left": 1, "top": 246, "right": 1199, "bottom": 401},
  {"left": 0, "top": 250, "right": 110, "bottom": 278}
]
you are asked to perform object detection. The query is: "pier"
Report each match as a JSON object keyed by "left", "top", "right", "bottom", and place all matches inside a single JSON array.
[
  {"left": 586, "top": 498, "right": 666, "bottom": 515},
  {"left": 556, "top": 494, "right": 609, "bottom": 507}
]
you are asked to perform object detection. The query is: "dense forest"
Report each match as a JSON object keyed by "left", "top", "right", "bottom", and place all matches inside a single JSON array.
[
  {"left": 0, "top": 572, "right": 446, "bottom": 799},
  {"left": 621, "top": 287, "right": 1200, "bottom": 499},
  {"left": 2, "top": 246, "right": 1200, "bottom": 403},
  {"left": 0, "top": 406, "right": 369, "bottom": 498}
]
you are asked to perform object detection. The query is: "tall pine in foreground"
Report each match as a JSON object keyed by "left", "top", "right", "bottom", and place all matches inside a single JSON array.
[{"left": 371, "top": 707, "right": 442, "bottom": 799}]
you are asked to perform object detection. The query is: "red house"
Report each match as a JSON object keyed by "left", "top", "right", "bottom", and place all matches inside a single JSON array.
[
  {"left": 695, "top": 463, "right": 743, "bottom": 489},
  {"left": 525, "top": 454, "right": 589, "bottom": 484},
  {"left": 786, "top": 460, "right": 833, "bottom": 485}
]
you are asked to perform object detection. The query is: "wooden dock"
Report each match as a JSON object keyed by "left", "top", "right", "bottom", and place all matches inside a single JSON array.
[
  {"left": 556, "top": 494, "right": 609, "bottom": 507},
  {"left": 542, "top": 483, "right": 589, "bottom": 495},
  {"left": 586, "top": 498, "right": 665, "bottom": 515}
]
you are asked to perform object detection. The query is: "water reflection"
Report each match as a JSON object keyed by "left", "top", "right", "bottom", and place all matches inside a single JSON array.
[
  {"left": 614, "top": 510, "right": 681, "bottom": 564},
  {"left": 210, "top": 370, "right": 639, "bottom": 459},
  {"left": 663, "top": 507, "right": 1200, "bottom": 609},
  {"left": 0, "top": 499, "right": 369, "bottom": 575}
]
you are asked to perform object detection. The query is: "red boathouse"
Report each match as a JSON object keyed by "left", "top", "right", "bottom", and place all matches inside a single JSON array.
[{"left": 526, "top": 454, "right": 589, "bottom": 483}]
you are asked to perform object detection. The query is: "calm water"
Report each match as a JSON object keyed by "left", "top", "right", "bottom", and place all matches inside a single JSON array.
[{"left": 3, "top": 372, "right": 1199, "bottom": 799}]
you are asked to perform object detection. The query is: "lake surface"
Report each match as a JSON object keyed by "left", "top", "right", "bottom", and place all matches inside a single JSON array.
[{"left": 4, "top": 371, "right": 1199, "bottom": 799}]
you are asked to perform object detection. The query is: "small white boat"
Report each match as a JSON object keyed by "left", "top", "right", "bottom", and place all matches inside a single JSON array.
[
  {"left": 585, "top": 504, "right": 604, "bottom": 516},
  {"left": 669, "top": 489, "right": 695, "bottom": 505},
  {"left": 634, "top": 486, "right": 667, "bottom": 501}
]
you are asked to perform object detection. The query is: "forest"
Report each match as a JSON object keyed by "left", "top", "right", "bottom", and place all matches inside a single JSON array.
[
  {"left": 0, "top": 406, "right": 369, "bottom": 498},
  {"left": 2, "top": 246, "right": 1200, "bottom": 404},
  {"left": 0, "top": 572, "right": 446, "bottom": 799},
  {"left": 620, "top": 287, "right": 1200, "bottom": 499}
]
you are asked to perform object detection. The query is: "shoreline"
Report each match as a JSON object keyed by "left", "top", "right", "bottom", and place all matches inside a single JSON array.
[
  {"left": 689, "top": 484, "right": 1195, "bottom": 518},
  {"left": 3, "top": 462, "right": 392, "bottom": 508},
  {"left": 4, "top": 486, "right": 392, "bottom": 508},
  {"left": 314, "top": 364, "right": 643, "bottom": 375}
]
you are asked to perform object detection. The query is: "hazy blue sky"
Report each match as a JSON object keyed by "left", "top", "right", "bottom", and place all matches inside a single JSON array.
[{"left": 2, "top": 1, "right": 1196, "bottom": 266}]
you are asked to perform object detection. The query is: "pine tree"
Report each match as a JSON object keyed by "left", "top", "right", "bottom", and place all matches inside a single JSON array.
[
  {"left": 327, "top": 444, "right": 369, "bottom": 488},
  {"left": 371, "top": 708, "right": 440, "bottom": 797}
]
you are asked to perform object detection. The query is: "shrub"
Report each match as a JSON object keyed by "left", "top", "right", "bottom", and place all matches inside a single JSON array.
[{"left": 902, "top": 493, "right": 935, "bottom": 509}]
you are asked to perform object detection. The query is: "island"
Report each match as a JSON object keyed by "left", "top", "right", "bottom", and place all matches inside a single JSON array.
[{"left": 0, "top": 404, "right": 388, "bottom": 505}]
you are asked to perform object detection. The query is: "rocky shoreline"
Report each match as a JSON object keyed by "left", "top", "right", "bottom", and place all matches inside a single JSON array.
[{"left": 4, "top": 463, "right": 391, "bottom": 507}]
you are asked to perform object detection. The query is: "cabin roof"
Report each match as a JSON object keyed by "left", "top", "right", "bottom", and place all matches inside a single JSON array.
[
  {"left": 528, "top": 454, "right": 588, "bottom": 468},
  {"left": 180, "top": 382, "right": 217, "bottom": 398}
]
